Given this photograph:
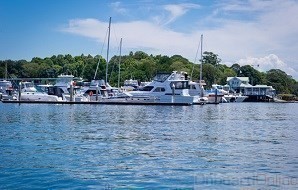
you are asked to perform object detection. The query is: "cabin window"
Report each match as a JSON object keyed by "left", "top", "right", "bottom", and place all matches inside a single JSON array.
[
  {"left": 153, "top": 87, "right": 165, "bottom": 92},
  {"left": 140, "top": 86, "right": 154, "bottom": 91},
  {"left": 170, "top": 81, "right": 188, "bottom": 89}
]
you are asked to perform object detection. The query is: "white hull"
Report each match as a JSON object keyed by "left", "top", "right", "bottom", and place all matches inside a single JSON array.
[
  {"left": 123, "top": 94, "right": 196, "bottom": 104},
  {"left": 234, "top": 95, "right": 247, "bottom": 102},
  {"left": 224, "top": 95, "right": 248, "bottom": 103},
  {"left": 63, "top": 94, "right": 89, "bottom": 102},
  {"left": 20, "top": 92, "right": 62, "bottom": 101}
]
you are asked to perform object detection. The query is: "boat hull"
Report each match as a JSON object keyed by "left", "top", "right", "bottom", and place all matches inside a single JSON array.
[{"left": 20, "top": 92, "right": 61, "bottom": 101}]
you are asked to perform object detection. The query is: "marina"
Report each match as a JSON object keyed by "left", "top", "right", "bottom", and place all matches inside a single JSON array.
[{"left": 1, "top": 3, "right": 298, "bottom": 189}]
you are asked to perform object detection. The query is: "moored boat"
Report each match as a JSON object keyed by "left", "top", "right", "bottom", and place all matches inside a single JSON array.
[
  {"left": 125, "top": 71, "right": 202, "bottom": 104},
  {"left": 0, "top": 80, "right": 16, "bottom": 100},
  {"left": 19, "top": 81, "right": 62, "bottom": 101}
]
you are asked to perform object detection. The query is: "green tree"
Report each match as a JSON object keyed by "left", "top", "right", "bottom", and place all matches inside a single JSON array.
[
  {"left": 217, "top": 67, "right": 237, "bottom": 85},
  {"left": 202, "top": 63, "right": 218, "bottom": 88},
  {"left": 230, "top": 63, "right": 241, "bottom": 75},
  {"left": 266, "top": 69, "right": 294, "bottom": 94},
  {"left": 202, "top": 51, "right": 221, "bottom": 66},
  {"left": 1, "top": 52, "right": 297, "bottom": 95},
  {"left": 240, "top": 65, "right": 262, "bottom": 85}
]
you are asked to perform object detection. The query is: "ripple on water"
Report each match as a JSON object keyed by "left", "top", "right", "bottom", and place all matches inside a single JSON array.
[{"left": 0, "top": 103, "right": 297, "bottom": 189}]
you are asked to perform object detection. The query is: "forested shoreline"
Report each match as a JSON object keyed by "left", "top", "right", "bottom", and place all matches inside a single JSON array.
[{"left": 0, "top": 51, "right": 297, "bottom": 95}]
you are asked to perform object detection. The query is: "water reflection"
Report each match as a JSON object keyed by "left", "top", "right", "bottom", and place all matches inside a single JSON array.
[{"left": 0, "top": 103, "right": 297, "bottom": 189}]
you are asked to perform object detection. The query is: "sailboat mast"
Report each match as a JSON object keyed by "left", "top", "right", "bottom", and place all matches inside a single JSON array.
[
  {"left": 105, "top": 17, "right": 111, "bottom": 84},
  {"left": 5, "top": 62, "right": 8, "bottom": 80},
  {"left": 190, "top": 37, "right": 201, "bottom": 80},
  {"left": 199, "top": 34, "right": 203, "bottom": 83},
  {"left": 118, "top": 38, "right": 122, "bottom": 89}
]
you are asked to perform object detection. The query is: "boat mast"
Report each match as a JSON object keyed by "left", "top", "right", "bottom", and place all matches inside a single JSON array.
[
  {"left": 118, "top": 38, "right": 122, "bottom": 89},
  {"left": 199, "top": 34, "right": 203, "bottom": 83},
  {"left": 199, "top": 34, "right": 204, "bottom": 97},
  {"left": 5, "top": 62, "right": 8, "bottom": 80},
  {"left": 105, "top": 17, "right": 111, "bottom": 84},
  {"left": 190, "top": 37, "right": 201, "bottom": 80}
]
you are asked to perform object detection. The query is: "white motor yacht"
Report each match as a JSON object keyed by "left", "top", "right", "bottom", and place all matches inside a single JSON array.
[
  {"left": 19, "top": 82, "right": 62, "bottom": 101},
  {"left": 18, "top": 75, "right": 88, "bottom": 102},
  {"left": 125, "top": 71, "right": 203, "bottom": 104}
]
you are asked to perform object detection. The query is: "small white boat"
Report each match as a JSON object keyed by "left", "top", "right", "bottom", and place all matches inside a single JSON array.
[
  {"left": 19, "top": 82, "right": 62, "bottom": 101},
  {"left": 211, "top": 84, "right": 247, "bottom": 103}
]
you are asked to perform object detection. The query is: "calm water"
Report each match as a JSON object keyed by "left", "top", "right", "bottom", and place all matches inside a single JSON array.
[{"left": 0, "top": 102, "right": 297, "bottom": 189}]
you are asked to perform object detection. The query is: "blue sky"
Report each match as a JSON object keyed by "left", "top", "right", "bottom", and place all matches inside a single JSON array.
[{"left": 1, "top": 0, "right": 298, "bottom": 79}]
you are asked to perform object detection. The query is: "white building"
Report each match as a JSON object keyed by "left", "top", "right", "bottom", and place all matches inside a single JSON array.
[
  {"left": 226, "top": 77, "right": 249, "bottom": 92},
  {"left": 226, "top": 76, "right": 275, "bottom": 98}
]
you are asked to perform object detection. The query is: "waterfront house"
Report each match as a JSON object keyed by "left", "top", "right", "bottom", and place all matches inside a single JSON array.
[
  {"left": 226, "top": 76, "right": 276, "bottom": 102},
  {"left": 226, "top": 77, "right": 249, "bottom": 93}
]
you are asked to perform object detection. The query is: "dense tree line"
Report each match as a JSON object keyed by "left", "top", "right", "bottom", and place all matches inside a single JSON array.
[{"left": 0, "top": 51, "right": 297, "bottom": 95}]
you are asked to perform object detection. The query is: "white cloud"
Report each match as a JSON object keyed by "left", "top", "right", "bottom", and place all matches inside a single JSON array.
[
  {"left": 110, "top": 1, "right": 127, "bottom": 15},
  {"left": 60, "top": 0, "right": 298, "bottom": 80},
  {"left": 61, "top": 18, "right": 107, "bottom": 41},
  {"left": 236, "top": 54, "right": 298, "bottom": 79},
  {"left": 220, "top": 0, "right": 275, "bottom": 12},
  {"left": 200, "top": 0, "right": 298, "bottom": 79},
  {"left": 162, "top": 3, "right": 200, "bottom": 25},
  {"left": 61, "top": 18, "right": 195, "bottom": 58}
]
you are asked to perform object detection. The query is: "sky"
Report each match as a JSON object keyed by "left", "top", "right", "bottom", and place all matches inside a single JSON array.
[{"left": 1, "top": 0, "right": 298, "bottom": 79}]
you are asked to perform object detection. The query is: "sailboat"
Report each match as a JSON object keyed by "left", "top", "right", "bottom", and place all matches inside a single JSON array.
[
  {"left": 189, "top": 34, "right": 223, "bottom": 104},
  {"left": 82, "top": 17, "right": 119, "bottom": 101}
]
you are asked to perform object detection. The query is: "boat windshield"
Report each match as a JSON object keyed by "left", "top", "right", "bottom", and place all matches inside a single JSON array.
[
  {"left": 0, "top": 81, "right": 12, "bottom": 88},
  {"left": 56, "top": 78, "right": 72, "bottom": 84},
  {"left": 124, "top": 79, "right": 138, "bottom": 87},
  {"left": 90, "top": 80, "right": 105, "bottom": 87},
  {"left": 22, "top": 82, "right": 34, "bottom": 88},
  {"left": 153, "top": 73, "right": 170, "bottom": 82}
]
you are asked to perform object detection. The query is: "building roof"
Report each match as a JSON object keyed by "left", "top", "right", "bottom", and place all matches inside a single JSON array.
[
  {"left": 240, "top": 83, "right": 252, "bottom": 87},
  {"left": 254, "top": 85, "right": 274, "bottom": 89},
  {"left": 243, "top": 85, "right": 275, "bottom": 90},
  {"left": 227, "top": 77, "right": 249, "bottom": 82}
]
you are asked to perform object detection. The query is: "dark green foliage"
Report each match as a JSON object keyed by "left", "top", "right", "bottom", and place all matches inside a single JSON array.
[
  {"left": 0, "top": 51, "right": 297, "bottom": 95},
  {"left": 266, "top": 69, "right": 296, "bottom": 94},
  {"left": 202, "top": 51, "right": 221, "bottom": 65}
]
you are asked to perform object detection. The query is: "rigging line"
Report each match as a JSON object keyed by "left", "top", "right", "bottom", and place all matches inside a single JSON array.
[
  {"left": 94, "top": 26, "right": 109, "bottom": 80},
  {"left": 190, "top": 37, "right": 201, "bottom": 80}
]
